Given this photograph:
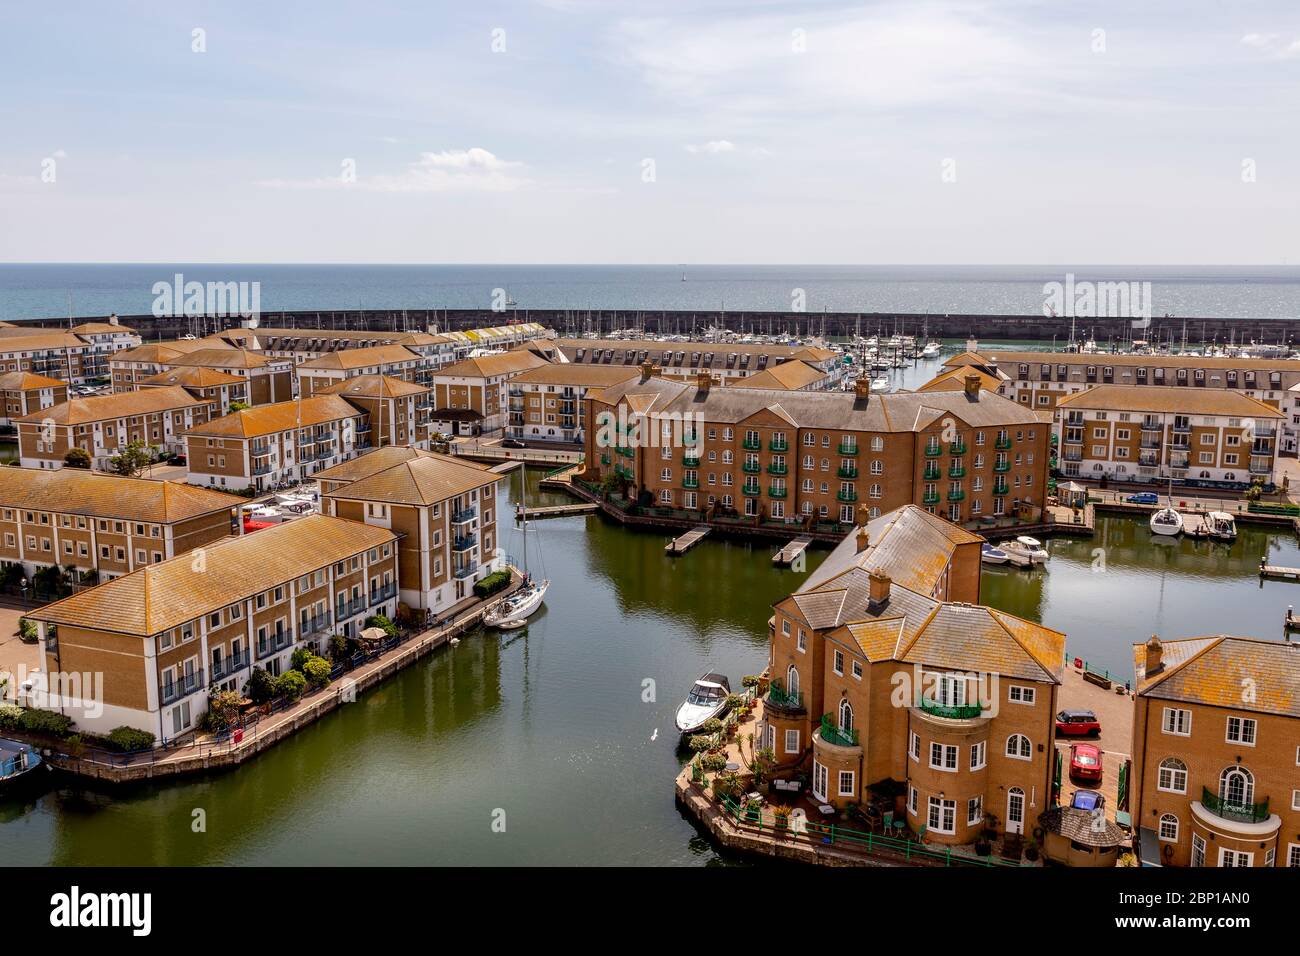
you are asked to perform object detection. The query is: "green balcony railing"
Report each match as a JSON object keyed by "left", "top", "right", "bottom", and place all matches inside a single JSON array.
[
  {"left": 682, "top": 454, "right": 700, "bottom": 467},
  {"left": 923, "top": 491, "right": 941, "bottom": 505},
  {"left": 993, "top": 482, "right": 1010, "bottom": 496},
  {"left": 742, "top": 436, "right": 762, "bottom": 450},
  {"left": 837, "top": 489, "right": 858, "bottom": 503},
  {"left": 819, "top": 713, "right": 859, "bottom": 747},
  {"left": 924, "top": 445, "right": 943, "bottom": 457},
  {"left": 947, "top": 489, "right": 966, "bottom": 502},
  {"left": 742, "top": 485, "right": 761, "bottom": 497},
  {"left": 995, "top": 436, "right": 1012, "bottom": 449},
  {"left": 768, "top": 485, "right": 787, "bottom": 499},
  {"left": 837, "top": 441, "right": 858, "bottom": 456},
  {"left": 767, "top": 462, "right": 788, "bottom": 476},
  {"left": 949, "top": 441, "right": 967, "bottom": 455},
  {"left": 615, "top": 445, "right": 635, "bottom": 458},
  {"left": 742, "top": 460, "right": 761, "bottom": 473},
  {"left": 615, "top": 464, "right": 635, "bottom": 480},
  {"left": 948, "top": 466, "right": 966, "bottom": 479},
  {"left": 765, "top": 681, "right": 805, "bottom": 713},
  {"left": 600, "top": 454, "right": 611, "bottom": 465},
  {"left": 682, "top": 477, "right": 699, "bottom": 489},
  {"left": 994, "top": 460, "right": 1011, "bottom": 473},
  {"left": 923, "top": 464, "right": 941, "bottom": 480},
  {"left": 919, "top": 699, "right": 984, "bottom": 720},
  {"left": 769, "top": 439, "right": 788, "bottom": 452},
  {"left": 1201, "top": 787, "right": 1269, "bottom": 824},
  {"left": 837, "top": 465, "right": 858, "bottom": 479}
]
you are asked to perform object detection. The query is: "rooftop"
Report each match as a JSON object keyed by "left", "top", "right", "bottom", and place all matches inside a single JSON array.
[
  {"left": 729, "top": 360, "right": 827, "bottom": 390},
  {"left": 433, "top": 349, "right": 553, "bottom": 379},
  {"left": 319, "top": 374, "right": 430, "bottom": 399},
  {"left": 1056, "top": 383, "right": 1284, "bottom": 418},
  {"left": 0, "top": 371, "right": 66, "bottom": 391},
  {"left": 1134, "top": 635, "right": 1300, "bottom": 717},
  {"left": 184, "top": 395, "right": 362, "bottom": 440},
  {"left": 322, "top": 453, "right": 497, "bottom": 506},
  {"left": 18, "top": 386, "right": 209, "bottom": 425},
  {"left": 297, "top": 344, "right": 421, "bottom": 370},
  {"left": 0, "top": 468, "right": 242, "bottom": 523}
]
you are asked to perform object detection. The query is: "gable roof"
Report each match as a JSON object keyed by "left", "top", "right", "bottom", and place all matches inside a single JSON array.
[
  {"left": 314, "top": 446, "right": 446, "bottom": 484},
  {"left": 183, "top": 395, "right": 362, "bottom": 439},
  {"left": 0, "top": 371, "right": 66, "bottom": 391},
  {"left": 0, "top": 469, "right": 241, "bottom": 523},
  {"left": 433, "top": 350, "right": 553, "bottom": 379},
  {"left": 18, "top": 386, "right": 207, "bottom": 425},
  {"left": 321, "top": 453, "right": 497, "bottom": 506},
  {"left": 730, "top": 360, "right": 827, "bottom": 391},
  {"left": 164, "top": 347, "right": 277, "bottom": 370},
  {"left": 319, "top": 374, "right": 429, "bottom": 399},
  {"left": 1135, "top": 635, "right": 1300, "bottom": 717},
  {"left": 297, "top": 344, "right": 421, "bottom": 370},
  {"left": 139, "top": 366, "right": 244, "bottom": 389},
  {"left": 1056, "top": 383, "right": 1284, "bottom": 418}
]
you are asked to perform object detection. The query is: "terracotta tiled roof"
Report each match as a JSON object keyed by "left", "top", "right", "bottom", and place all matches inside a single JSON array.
[
  {"left": 18, "top": 386, "right": 208, "bottom": 425},
  {"left": 184, "top": 395, "right": 363, "bottom": 439},
  {"left": 508, "top": 364, "right": 641, "bottom": 387},
  {"left": 1134, "top": 635, "right": 1300, "bottom": 717},
  {"left": 433, "top": 350, "right": 552, "bottom": 379},
  {"left": 917, "top": 366, "right": 1005, "bottom": 392},
  {"left": 314, "top": 446, "right": 447, "bottom": 484},
  {"left": 319, "top": 374, "right": 429, "bottom": 399},
  {"left": 298, "top": 344, "right": 421, "bottom": 370},
  {"left": 0, "top": 371, "right": 66, "bottom": 391},
  {"left": 1056, "top": 384, "right": 1284, "bottom": 418},
  {"left": 71, "top": 322, "right": 137, "bottom": 335},
  {"left": 0, "top": 469, "right": 241, "bottom": 523},
  {"left": 954, "top": 349, "right": 1300, "bottom": 373},
  {"left": 0, "top": 331, "right": 88, "bottom": 351},
  {"left": 139, "top": 367, "right": 244, "bottom": 388},
  {"left": 30, "top": 514, "right": 396, "bottom": 636},
  {"left": 729, "top": 360, "right": 827, "bottom": 390},
  {"left": 322, "top": 454, "right": 497, "bottom": 506},
  {"left": 164, "top": 348, "right": 277, "bottom": 370},
  {"left": 113, "top": 340, "right": 232, "bottom": 364}
]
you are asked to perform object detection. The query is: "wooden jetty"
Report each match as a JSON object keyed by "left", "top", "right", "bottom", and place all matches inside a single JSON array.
[
  {"left": 1260, "top": 559, "right": 1300, "bottom": 581},
  {"left": 515, "top": 503, "right": 598, "bottom": 521},
  {"left": 666, "top": 525, "right": 711, "bottom": 555},
  {"left": 773, "top": 536, "right": 812, "bottom": 567}
]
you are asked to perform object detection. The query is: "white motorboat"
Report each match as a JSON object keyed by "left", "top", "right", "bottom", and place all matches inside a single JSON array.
[
  {"left": 485, "top": 475, "right": 549, "bottom": 628},
  {"left": 921, "top": 340, "right": 942, "bottom": 358},
  {"left": 870, "top": 376, "right": 890, "bottom": 393},
  {"left": 675, "top": 673, "right": 731, "bottom": 735},
  {"left": 1003, "top": 535, "right": 1049, "bottom": 564},
  {"left": 1150, "top": 507, "right": 1183, "bottom": 536},
  {"left": 981, "top": 543, "right": 1010, "bottom": 565},
  {"left": 1205, "top": 511, "right": 1237, "bottom": 542}
]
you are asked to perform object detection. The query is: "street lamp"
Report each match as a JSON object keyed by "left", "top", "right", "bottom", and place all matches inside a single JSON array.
[{"left": 19, "top": 577, "right": 28, "bottom": 610}]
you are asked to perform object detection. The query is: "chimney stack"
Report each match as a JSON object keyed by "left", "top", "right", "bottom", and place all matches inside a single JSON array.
[
  {"left": 1144, "top": 634, "right": 1164, "bottom": 675},
  {"left": 640, "top": 360, "right": 654, "bottom": 382},
  {"left": 965, "top": 336, "right": 978, "bottom": 354},
  {"left": 856, "top": 527, "right": 870, "bottom": 553},
  {"left": 867, "top": 568, "right": 891, "bottom": 609},
  {"left": 696, "top": 372, "right": 713, "bottom": 393},
  {"left": 964, "top": 374, "right": 981, "bottom": 400},
  {"left": 854, "top": 374, "right": 872, "bottom": 400}
]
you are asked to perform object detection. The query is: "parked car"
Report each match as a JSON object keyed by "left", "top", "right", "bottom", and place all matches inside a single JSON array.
[
  {"left": 500, "top": 438, "right": 526, "bottom": 448},
  {"left": 1069, "top": 743, "right": 1103, "bottom": 782},
  {"left": 1070, "top": 789, "right": 1105, "bottom": 812},
  {"left": 1126, "top": 492, "right": 1159, "bottom": 505},
  {"left": 1056, "top": 708, "right": 1101, "bottom": 736},
  {"left": 167, "top": 454, "right": 187, "bottom": 465}
]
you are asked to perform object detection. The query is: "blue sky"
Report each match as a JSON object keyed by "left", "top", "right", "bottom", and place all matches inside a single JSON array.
[{"left": 1, "top": 0, "right": 1297, "bottom": 264}]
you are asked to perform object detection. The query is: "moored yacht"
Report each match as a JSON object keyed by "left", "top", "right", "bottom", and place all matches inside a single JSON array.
[
  {"left": 675, "top": 673, "right": 731, "bottom": 735},
  {"left": 981, "top": 543, "right": 1010, "bottom": 565},
  {"left": 1150, "top": 506, "right": 1183, "bottom": 536},
  {"left": 1205, "top": 511, "right": 1237, "bottom": 542}
]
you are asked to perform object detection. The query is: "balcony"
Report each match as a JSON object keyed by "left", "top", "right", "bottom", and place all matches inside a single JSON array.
[
  {"left": 209, "top": 653, "right": 248, "bottom": 681},
  {"left": 742, "top": 436, "right": 761, "bottom": 450},
  {"left": 922, "top": 464, "right": 940, "bottom": 480},
  {"left": 768, "top": 485, "right": 787, "bottom": 499},
  {"left": 614, "top": 445, "right": 635, "bottom": 458},
  {"left": 160, "top": 668, "right": 206, "bottom": 705},
  {"left": 299, "top": 614, "right": 332, "bottom": 637},
  {"left": 922, "top": 491, "right": 940, "bottom": 505},
  {"left": 992, "top": 481, "right": 1010, "bottom": 496},
  {"left": 993, "top": 460, "right": 1010, "bottom": 473},
  {"left": 766, "top": 462, "right": 787, "bottom": 476},
  {"left": 769, "top": 438, "right": 788, "bottom": 452},
  {"left": 947, "top": 489, "right": 966, "bottom": 502},
  {"left": 995, "top": 435, "right": 1012, "bottom": 449},
  {"left": 682, "top": 476, "right": 699, "bottom": 489},
  {"left": 682, "top": 454, "right": 700, "bottom": 468},
  {"left": 369, "top": 582, "right": 397, "bottom": 604},
  {"left": 336, "top": 598, "right": 367, "bottom": 619},
  {"left": 1141, "top": 421, "right": 1161, "bottom": 432},
  {"left": 452, "top": 535, "right": 476, "bottom": 552},
  {"left": 948, "top": 466, "right": 966, "bottom": 479},
  {"left": 837, "top": 465, "right": 858, "bottom": 479},
  {"left": 742, "top": 485, "right": 761, "bottom": 497},
  {"left": 451, "top": 507, "right": 477, "bottom": 525},
  {"left": 1172, "top": 423, "right": 1192, "bottom": 434},
  {"left": 742, "top": 460, "right": 761, "bottom": 474},
  {"left": 924, "top": 445, "right": 942, "bottom": 458},
  {"left": 453, "top": 563, "right": 479, "bottom": 579},
  {"left": 837, "top": 489, "right": 858, "bottom": 503},
  {"left": 1200, "top": 787, "right": 1269, "bottom": 824},
  {"left": 614, "top": 464, "right": 634, "bottom": 480},
  {"left": 837, "top": 441, "right": 858, "bottom": 456},
  {"left": 257, "top": 630, "right": 292, "bottom": 659},
  {"left": 764, "top": 681, "right": 805, "bottom": 715},
  {"left": 949, "top": 441, "right": 967, "bottom": 455},
  {"left": 918, "top": 698, "right": 984, "bottom": 720},
  {"left": 818, "top": 713, "right": 859, "bottom": 747}
]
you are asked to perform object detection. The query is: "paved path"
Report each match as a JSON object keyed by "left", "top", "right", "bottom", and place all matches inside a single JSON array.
[{"left": 1055, "top": 664, "right": 1135, "bottom": 819}]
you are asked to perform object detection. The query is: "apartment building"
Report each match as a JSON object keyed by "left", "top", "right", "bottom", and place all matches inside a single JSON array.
[
  {"left": 583, "top": 371, "right": 1051, "bottom": 528},
  {"left": 217, "top": 326, "right": 458, "bottom": 376},
  {"left": 67, "top": 319, "right": 143, "bottom": 377},
  {"left": 0, "top": 371, "right": 67, "bottom": 426},
  {"left": 440, "top": 322, "right": 548, "bottom": 357},
  {"left": 428, "top": 349, "right": 553, "bottom": 436},
  {"left": 1129, "top": 634, "right": 1300, "bottom": 868},
  {"left": 0, "top": 468, "right": 240, "bottom": 582},
  {"left": 506, "top": 364, "right": 640, "bottom": 445},
  {"left": 1054, "top": 385, "right": 1283, "bottom": 488},
  {"left": 762, "top": 504, "right": 1064, "bottom": 845},
  {"left": 136, "top": 366, "right": 248, "bottom": 414},
  {"left": 161, "top": 348, "right": 295, "bottom": 405},
  {"left": 296, "top": 344, "right": 425, "bottom": 397},
  {"left": 29, "top": 514, "right": 399, "bottom": 739},
  {"left": 109, "top": 338, "right": 235, "bottom": 391},
  {"left": 183, "top": 395, "right": 369, "bottom": 492},
  {"left": 319, "top": 449, "right": 502, "bottom": 613},
  {"left": 729, "top": 359, "right": 836, "bottom": 391},
  {"left": 16, "top": 386, "right": 216, "bottom": 470},
  {"left": 0, "top": 332, "right": 95, "bottom": 384},
  {"left": 318, "top": 375, "right": 433, "bottom": 449},
  {"left": 942, "top": 350, "right": 1300, "bottom": 455},
  {"left": 546, "top": 338, "right": 843, "bottom": 387}
]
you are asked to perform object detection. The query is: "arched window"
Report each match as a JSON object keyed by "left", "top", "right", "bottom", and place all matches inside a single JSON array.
[
  {"left": 1005, "top": 734, "right": 1031, "bottom": 760},
  {"left": 838, "top": 699, "right": 854, "bottom": 734},
  {"left": 1220, "top": 766, "right": 1254, "bottom": 806},
  {"left": 786, "top": 665, "right": 800, "bottom": 697},
  {"left": 870, "top": 436, "right": 883, "bottom": 452},
  {"left": 1158, "top": 814, "right": 1179, "bottom": 842},
  {"left": 1157, "top": 758, "right": 1188, "bottom": 794},
  {"left": 870, "top": 459, "right": 883, "bottom": 475}
]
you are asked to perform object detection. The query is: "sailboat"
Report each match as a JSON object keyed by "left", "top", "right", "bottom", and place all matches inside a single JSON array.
[
  {"left": 1149, "top": 477, "right": 1184, "bottom": 536},
  {"left": 484, "top": 477, "right": 550, "bottom": 628}
]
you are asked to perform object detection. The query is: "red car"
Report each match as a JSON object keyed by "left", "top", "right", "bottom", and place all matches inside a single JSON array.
[
  {"left": 1069, "top": 743, "right": 1103, "bottom": 782},
  {"left": 1056, "top": 709, "right": 1101, "bottom": 737}
]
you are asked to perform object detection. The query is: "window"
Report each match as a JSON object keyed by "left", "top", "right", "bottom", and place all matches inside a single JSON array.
[
  {"left": 927, "top": 796, "right": 956, "bottom": 834},
  {"left": 837, "top": 699, "right": 853, "bottom": 734},
  {"left": 1158, "top": 814, "right": 1179, "bottom": 842},
  {"left": 1219, "top": 849, "right": 1253, "bottom": 868},
  {"left": 909, "top": 731, "right": 920, "bottom": 761},
  {"left": 1289, "top": 844, "right": 1300, "bottom": 868},
  {"left": 908, "top": 785, "right": 918, "bottom": 816},
  {"left": 851, "top": 660, "right": 862, "bottom": 680},
  {"left": 1191, "top": 834, "right": 1206, "bottom": 868},
  {"left": 1225, "top": 716, "right": 1256, "bottom": 746},
  {"left": 838, "top": 770, "right": 855, "bottom": 797},
  {"left": 1157, "top": 757, "right": 1188, "bottom": 794},
  {"left": 813, "top": 760, "right": 828, "bottom": 801},
  {"left": 1005, "top": 734, "right": 1031, "bottom": 760},
  {"left": 970, "top": 740, "right": 986, "bottom": 770},
  {"left": 833, "top": 649, "right": 844, "bottom": 675},
  {"left": 1219, "top": 766, "right": 1254, "bottom": 807},
  {"left": 929, "top": 742, "right": 958, "bottom": 771},
  {"left": 1162, "top": 707, "right": 1191, "bottom": 736},
  {"left": 784, "top": 729, "right": 800, "bottom": 755},
  {"left": 967, "top": 796, "right": 983, "bottom": 826},
  {"left": 1008, "top": 685, "right": 1035, "bottom": 705}
]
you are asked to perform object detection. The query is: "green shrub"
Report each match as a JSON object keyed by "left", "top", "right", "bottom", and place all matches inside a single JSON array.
[
  {"left": 205, "top": 689, "right": 244, "bottom": 731},
  {"left": 473, "top": 570, "right": 511, "bottom": 598},
  {"left": 701, "top": 717, "right": 723, "bottom": 735},
  {"left": 0, "top": 703, "right": 22, "bottom": 730},
  {"left": 701, "top": 752, "right": 728, "bottom": 772},
  {"left": 363, "top": 614, "right": 397, "bottom": 638},
  {"left": 247, "top": 668, "right": 278, "bottom": 705},
  {"left": 19, "top": 707, "right": 73, "bottom": 736},
  {"left": 105, "top": 726, "right": 155, "bottom": 752},
  {"left": 302, "top": 655, "right": 331, "bottom": 689},
  {"left": 17, "top": 617, "right": 37, "bottom": 643},
  {"left": 290, "top": 647, "right": 313, "bottom": 671},
  {"left": 275, "top": 670, "right": 306, "bottom": 702}
]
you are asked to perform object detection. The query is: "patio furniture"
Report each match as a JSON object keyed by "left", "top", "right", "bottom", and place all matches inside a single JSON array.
[
  {"left": 890, "top": 815, "right": 906, "bottom": 838},
  {"left": 818, "top": 804, "right": 836, "bottom": 816}
]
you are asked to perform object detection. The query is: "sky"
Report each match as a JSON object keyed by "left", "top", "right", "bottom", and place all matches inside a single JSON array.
[{"left": 0, "top": 0, "right": 1298, "bottom": 264}]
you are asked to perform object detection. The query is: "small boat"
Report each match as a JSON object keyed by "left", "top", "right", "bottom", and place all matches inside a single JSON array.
[
  {"left": 1205, "top": 511, "right": 1237, "bottom": 542},
  {"left": 0, "top": 738, "right": 47, "bottom": 793},
  {"left": 870, "top": 376, "right": 890, "bottom": 393},
  {"left": 1150, "top": 507, "right": 1183, "bottom": 536},
  {"left": 675, "top": 673, "right": 731, "bottom": 735},
  {"left": 921, "top": 340, "right": 942, "bottom": 358},
  {"left": 484, "top": 476, "right": 549, "bottom": 628},
  {"left": 1003, "top": 536, "right": 1049, "bottom": 564},
  {"left": 981, "top": 543, "right": 1010, "bottom": 565}
]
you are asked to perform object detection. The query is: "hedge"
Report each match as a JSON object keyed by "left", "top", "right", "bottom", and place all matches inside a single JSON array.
[
  {"left": 17, "top": 707, "right": 74, "bottom": 736},
  {"left": 473, "top": 570, "right": 511, "bottom": 598}
]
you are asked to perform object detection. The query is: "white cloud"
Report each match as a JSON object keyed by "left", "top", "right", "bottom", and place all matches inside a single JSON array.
[
  {"left": 1240, "top": 32, "right": 1300, "bottom": 57},
  {"left": 52, "top": 149, "right": 67, "bottom": 158},
  {"left": 685, "top": 140, "right": 735, "bottom": 154},
  {"left": 256, "top": 148, "right": 529, "bottom": 192}
]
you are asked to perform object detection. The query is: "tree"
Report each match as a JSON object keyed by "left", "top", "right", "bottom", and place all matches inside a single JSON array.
[
  {"left": 63, "top": 447, "right": 92, "bottom": 469},
  {"left": 109, "top": 440, "right": 157, "bottom": 478},
  {"left": 227, "top": 400, "right": 251, "bottom": 414}
]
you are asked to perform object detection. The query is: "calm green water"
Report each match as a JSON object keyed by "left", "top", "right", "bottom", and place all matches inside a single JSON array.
[{"left": 2, "top": 469, "right": 1297, "bottom": 865}]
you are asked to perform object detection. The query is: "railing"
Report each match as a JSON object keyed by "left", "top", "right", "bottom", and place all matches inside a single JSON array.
[
  {"left": 918, "top": 698, "right": 984, "bottom": 720},
  {"left": 682, "top": 454, "right": 700, "bottom": 467},
  {"left": 742, "top": 437, "right": 761, "bottom": 450},
  {"left": 299, "top": 614, "right": 332, "bottom": 637},
  {"left": 766, "top": 463, "right": 787, "bottom": 476},
  {"left": 742, "top": 485, "right": 761, "bottom": 497},
  {"left": 949, "top": 441, "right": 967, "bottom": 454},
  {"left": 765, "top": 681, "right": 805, "bottom": 713},
  {"left": 922, "top": 465, "right": 940, "bottom": 480},
  {"left": 1201, "top": 787, "right": 1269, "bottom": 824},
  {"left": 992, "top": 482, "right": 1010, "bottom": 496},
  {"left": 948, "top": 466, "right": 966, "bottom": 478},
  {"left": 995, "top": 436, "right": 1011, "bottom": 449},
  {"left": 257, "top": 632, "right": 292, "bottom": 659},
  {"left": 453, "top": 563, "right": 479, "bottom": 579},
  {"left": 209, "top": 653, "right": 248, "bottom": 681},
  {"left": 993, "top": 460, "right": 1010, "bottom": 472},
  {"left": 819, "top": 713, "right": 859, "bottom": 747},
  {"left": 682, "top": 477, "right": 699, "bottom": 489},
  {"left": 160, "top": 669, "right": 205, "bottom": 705},
  {"left": 923, "top": 491, "right": 940, "bottom": 505},
  {"left": 453, "top": 535, "right": 475, "bottom": 552},
  {"left": 768, "top": 485, "right": 787, "bottom": 499},
  {"left": 947, "top": 489, "right": 966, "bottom": 501},
  {"left": 369, "top": 583, "right": 397, "bottom": 604},
  {"left": 451, "top": 507, "right": 477, "bottom": 524},
  {"left": 769, "top": 439, "right": 788, "bottom": 452},
  {"left": 837, "top": 465, "right": 858, "bottom": 479},
  {"left": 837, "top": 489, "right": 857, "bottom": 502},
  {"left": 336, "top": 598, "right": 367, "bottom": 619},
  {"left": 924, "top": 445, "right": 942, "bottom": 457},
  {"left": 742, "top": 460, "right": 761, "bottom": 473}
]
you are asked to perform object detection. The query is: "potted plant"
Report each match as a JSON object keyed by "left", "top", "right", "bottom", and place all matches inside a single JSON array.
[{"left": 772, "top": 804, "right": 791, "bottom": 830}]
